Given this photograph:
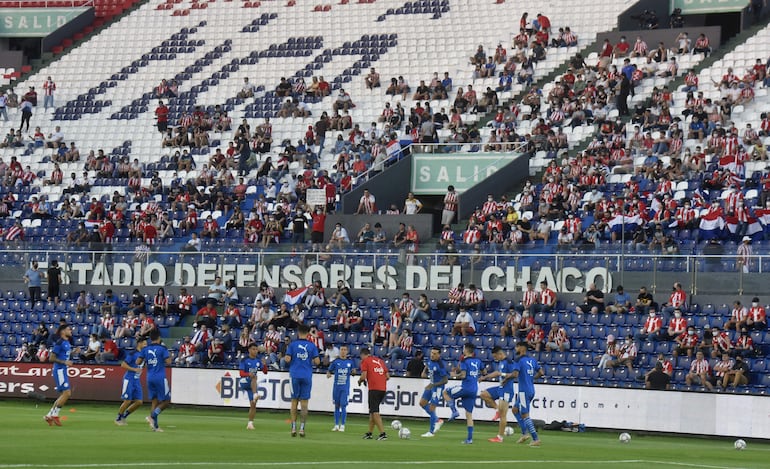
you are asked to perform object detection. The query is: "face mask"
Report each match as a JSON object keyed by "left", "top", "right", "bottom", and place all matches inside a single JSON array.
[
  {"left": 752, "top": 302, "right": 759, "bottom": 307},
  {"left": 649, "top": 312, "right": 655, "bottom": 317},
  {"left": 674, "top": 313, "right": 681, "bottom": 318},
  {"left": 688, "top": 330, "right": 694, "bottom": 335}
]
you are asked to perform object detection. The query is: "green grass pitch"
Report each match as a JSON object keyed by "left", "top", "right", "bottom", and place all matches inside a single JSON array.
[{"left": 0, "top": 400, "right": 768, "bottom": 468}]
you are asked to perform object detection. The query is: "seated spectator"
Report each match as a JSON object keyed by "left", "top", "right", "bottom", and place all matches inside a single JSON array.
[
  {"left": 674, "top": 326, "right": 699, "bottom": 357},
  {"left": 525, "top": 323, "right": 545, "bottom": 351},
  {"left": 722, "top": 354, "right": 749, "bottom": 387},
  {"left": 598, "top": 334, "right": 619, "bottom": 368},
  {"left": 500, "top": 308, "right": 521, "bottom": 339},
  {"left": 576, "top": 283, "right": 604, "bottom": 314},
  {"left": 746, "top": 297, "right": 767, "bottom": 330},
  {"left": 636, "top": 309, "right": 663, "bottom": 342},
  {"left": 371, "top": 315, "right": 390, "bottom": 345},
  {"left": 175, "top": 336, "right": 198, "bottom": 366},
  {"left": 606, "top": 285, "right": 632, "bottom": 314},
  {"left": 194, "top": 299, "right": 218, "bottom": 330},
  {"left": 451, "top": 307, "right": 475, "bottom": 336},
  {"left": 545, "top": 322, "right": 570, "bottom": 352},
  {"left": 365, "top": 68, "right": 380, "bottom": 89},
  {"left": 607, "top": 335, "right": 637, "bottom": 371},
  {"left": 685, "top": 351, "right": 713, "bottom": 390}
]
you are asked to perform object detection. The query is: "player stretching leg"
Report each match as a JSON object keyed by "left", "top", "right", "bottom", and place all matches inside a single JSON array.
[
  {"left": 442, "top": 343, "right": 483, "bottom": 444},
  {"left": 512, "top": 342, "right": 545, "bottom": 447},
  {"left": 115, "top": 336, "right": 147, "bottom": 425},
  {"left": 479, "top": 346, "right": 516, "bottom": 443},
  {"left": 137, "top": 329, "right": 172, "bottom": 432},
  {"left": 327, "top": 344, "right": 355, "bottom": 432},
  {"left": 286, "top": 324, "right": 320, "bottom": 437},
  {"left": 419, "top": 346, "right": 448, "bottom": 437},
  {"left": 240, "top": 343, "right": 268, "bottom": 430},
  {"left": 45, "top": 324, "right": 77, "bottom": 426}
]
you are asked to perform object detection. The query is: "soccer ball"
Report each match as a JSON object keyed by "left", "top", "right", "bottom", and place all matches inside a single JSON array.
[
  {"left": 619, "top": 432, "right": 631, "bottom": 443},
  {"left": 398, "top": 427, "right": 411, "bottom": 439},
  {"left": 391, "top": 420, "right": 402, "bottom": 430},
  {"left": 734, "top": 439, "right": 747, "bottom": 450},
  {"left": 504, "top": 426, "right": 515, "bottom": 436}
]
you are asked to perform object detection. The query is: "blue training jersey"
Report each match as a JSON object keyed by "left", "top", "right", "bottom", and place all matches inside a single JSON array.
[
  {"left": 122, "top": 350, "right": 143, "bottom": 381},
  {"left": 491, "top": 359, "right": 517, "bottom": 392},
  {"left": 515, "top": 355, "right": 542, "bottom": 395},
  {"left": 426, "top": 359, "right": 448, "bottom": 386},
  {"left": 459, "top": 357, "right": 483, "bottom": 394},
  {"left": 329, "top": 358, "right": 355, "bottom": 389},
  {"left": 51, "top": 339, "right": 72, "bottom": 372},
  {"left": 239, "top": 356, "right": 264, "bottom": 383},
  {"left": 139, "top": 343, "right": 170, "bottom": 380},
  {"left": 286, "top": 339, "right": 319, "bottom": 379}
]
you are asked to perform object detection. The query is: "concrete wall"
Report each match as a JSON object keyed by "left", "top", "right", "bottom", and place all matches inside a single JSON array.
[
  {"left": 457, "top": 152, "right": 529, "bottom": 220},
  {"left": 340, "top": 151, "right": 413, "bottom": 215}
]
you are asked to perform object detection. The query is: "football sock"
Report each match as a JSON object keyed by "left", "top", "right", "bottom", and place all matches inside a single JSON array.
[
  {"left": 300, "top": 422, "right": 305, "bottom": 431},
  {"left": 334, "top": 407, "right": 340, "bottom": 425},
  {"left": 514, "top": 413, "right": 527, "bottom": 434},
  {"left": 525, "top": 418, "right": 539, "bottom": 441},
  {"left": 467, "top": 426, "right": 474, "bottom": 441},
  {"left": 448, "top": 399, "right": 457, "bottom": 413},
  {"left": 52, "top": 406, "right": 61, "bottom": 417},
  {"left": 429, "top": 412, "right": 437, "bottom": 433},
  {"left": 340, "top": 407, "right": 347, "bottom": 425}
]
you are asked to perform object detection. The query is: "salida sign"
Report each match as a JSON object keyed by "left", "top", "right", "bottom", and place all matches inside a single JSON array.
[
  {"left": 55, "top": 261, "right": 612, "bottom": 293},
  {"left": 0, "top": 362, "right": 124, "bottom": 400}
]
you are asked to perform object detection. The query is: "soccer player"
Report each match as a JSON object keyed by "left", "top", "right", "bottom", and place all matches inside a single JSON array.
[
  {"left": 137, "top": 329, "right": 172, "bottom": 432},
  {"left": 419, "top": 346, "right": 448, "bottom": 437},
  {"left": 358, "top": 347, "right": 390, "bottom": 440},
  {"left": 285, "top": 323, "right": 320, "bottom": 437},
  {"left": 239, "top": 343, "right": 268, "bottom": 430},
  {"left": 479, "top": 346, "right": 516, "bottom": 443},
  {"left": 512, "top": 341, "right": 545, "bottom": 447},
  {"left": 45, "top": 324, "right": 77, "bottom": 426},
  {"left": 115, "top": 336, "right": 147, "bottom": 426},
  {"left": 326, "top": 344, "right": 355, "bottom": 432},
  {"left": 443, "top": 342, "right": 483, "bottom": 444}
]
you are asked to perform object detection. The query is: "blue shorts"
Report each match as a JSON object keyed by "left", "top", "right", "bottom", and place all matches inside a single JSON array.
[
  {"left": 332, "top": 386, "right": 349, "bottom": 406},
  {"left": 147, "top": 377, "right": 170, "bottom": 401},
  {"left": 121, "top": 378, "right": 143, "bottom": 401},
  {"left": 446, "top": 385, "right": 477, "bottom": 412},
  {"left": 291, "top": 376, "right": 312, "bottom": 400},
  {"left": 485, "top": 385, "right": 514, "bottom": 403},
  {"left": 238, "top": 377, "right": 257, "bottom": 402},
  {"left": 514, "top": 391, "right": 534, "bottom": 415},
  {"left": 53, "top": 367, "right": 69, "bottom": 393},
  {"left": 421, "top": 385, "right": 444, "bottom": 406}
]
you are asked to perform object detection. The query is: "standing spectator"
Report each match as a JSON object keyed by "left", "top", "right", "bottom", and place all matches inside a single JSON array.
[
  {"left": 20, "top": 98, "right": 32, "bottom": 132},
  {"left": 737, "top": 236, "right": 754, "bottom": 273},
  {"left": 23, "top": 260, "right": 43, "bottom": 304},
  {"left": 403, "top": 192, "right": 423, "bottom": 214},
  {"left": 645, "top": 361, "right": 671, "bottom": 390},
  {"left": 155, "top": 101, "right": 169, "bottom": 133},
  {"left": 442, "top": 185, "right": 458, "bottom": 225},
  {"left": 685, "top": 351, "right": 713, "bottom": 390},
  {"left": 43, "top": 76, "right": 56, "bottom": 111},
  {"left": 356, "top": 189, "right": 377, "bottom": 214},
  {"left": 46, "top": 260, "right": 62, "bottom": 305}
]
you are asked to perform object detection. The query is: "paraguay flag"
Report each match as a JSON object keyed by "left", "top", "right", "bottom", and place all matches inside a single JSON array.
[
  {"left": 724, "top": 215, "right": 763, "bottom": 237},
  {"left": 283, "top": 286, "right": 308, "bottom": 306},
  {"left": 698, "top": 208, "right": 725, "bottom": 240}
]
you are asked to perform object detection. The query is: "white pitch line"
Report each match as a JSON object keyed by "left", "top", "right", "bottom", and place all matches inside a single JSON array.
[{"left": 0, "top": 460, "right": 727, "bottom": 468}]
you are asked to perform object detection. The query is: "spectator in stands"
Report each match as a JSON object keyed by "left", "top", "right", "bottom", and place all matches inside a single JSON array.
[
  {"left": 636, "top": 309, "right": 663, "bottom": 342},
  {"left": 662, "top": 308, "right": 688, "bottom": 342},
  {"left": 662, "top": 282, "right": 687, "bottom": 314},
  {"left": 674, "top": 326, "right": 699, "bottom": 358},
  {"left": 645, "top": 361, "right": 671, "bottom": 390},
  {"left": 194, "top": 299, "right": 218, "bottom": 331},
  {"left": 176, "top": 336, "right": 198, "bottom": 366},
  {"left": 598, "top": 334, "right": 619, "bottom": 368},
  {"left": 545, "top": 322, "right": 570, "bottom": 352},
  {"left": 685, "top": 351, "right": 713, "bottom": 390},
  {"left": 464, "top": 284, "right": 484, "bottom": 310},
  {"left": 356, "top": 189, "right": 376, "bottom": 214},
  {"left": 80, "top": 334, "right": 101, "bottom": 362},
  {"left": 724, "top": 354, "right": 750, "bottom": 387},
  {"left": 576, "top": 283, "right": 605, "bottom": 314},
  {"left": 32, "top": 322, "right": 49, "bottom": 346},
  {"left": 516, "top": 311, "right": 535, "bottom": 339},
  {"left": 501, "top": 308, "right": 521, "bottom": 339},
  {"left": 525, "top": 323, "right": 545, "bottom": 351},
  {"left": 327, "top": 222, "right": 350, "bottom": 249},
  {"left": 96, "top": 338, "right": 118, "bottom": 364},
  {"left": 609, "top": 335, "right": 638, "bottom": 371},
  {"left": 451, "top": 307, "right": 475, "bottom": 337},
  {"left": 23, "top": 260, "right": 43, "bottom": 304},
  {"left": 371, "top": 315, "right": 390, "bottom": 346},
  {"left": 711, "top": 326, "right": 732, "bottom": 358},
  {"left": 533, "top": 281, "right": 556, "bottom": 314},
  {"left": 606, "top": 285, "right": 632, "bottom": 314},
  {"left": 747, "top": 297, "right": 767, "bottom": 330}
]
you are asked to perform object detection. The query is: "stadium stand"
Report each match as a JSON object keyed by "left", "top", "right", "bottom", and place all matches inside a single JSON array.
[{"left": 1, "top": 0, "right": 770, "bottom": 398}]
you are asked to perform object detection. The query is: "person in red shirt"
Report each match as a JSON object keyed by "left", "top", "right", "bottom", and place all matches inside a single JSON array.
[
  {"left": 143, "top": 219, "right": 157, "bottom": 245},
  {"left": 155, "top": 100, "right": 169, "bottom": 133},
  {"left": 614, "top": 36, "right": 630, "bottom": 56},
  {"left": 96, "top": 338, "right": 119, "bottom": 363},
  {"left": 358, "top": 347, "right": 390, "bottom": 440},
  {"left": 310, "top": 206, "right": 326, "bottom": 248},
  {"left": 194, "top": 299, "right": 218, "bottom": 330},
  {"left": 201, "top": 215, "right": 219, "bottom": 239}
]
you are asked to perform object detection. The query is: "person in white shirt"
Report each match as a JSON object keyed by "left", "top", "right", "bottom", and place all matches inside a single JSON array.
[
  {"left": 182, "top": 232, "right": 200, "bottom": 252},
  {"left": 327, "top": 223, "right": 350, "bottom": 249},
  {"left": 403, "top": 192, "right": 423, "bottom": 214},
  {"left": 451, "top": 307, "right": 476, "bottom": 336}
]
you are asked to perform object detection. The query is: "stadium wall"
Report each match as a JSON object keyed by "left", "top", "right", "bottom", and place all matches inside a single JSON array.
[
  {"left": 340, "top": 152, "right": 412, "bottom": 215},
  {"left": 173, "top": 368, "right": 770, "bottom": 439}
]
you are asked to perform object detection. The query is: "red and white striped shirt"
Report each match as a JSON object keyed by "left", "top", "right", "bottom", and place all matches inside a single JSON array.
[
  {"left": 463, "top": 228, "right": 481, "bottom": 244},
  {"left": 522, "top": 288, "right": 538, "bottom": 308},
  {"left": 642, "top": 316, "right": 662, "bottom": 333},
  {"left": 689, "top": 358, "right": 710, "bottom": 375},
  {"left": 178, "top": 294, "right": 194, "bottom": 312},
  {"left": 447, "top": 287, "right": 465, "bottom": 304},
  {"left": 731, "top": 306, "right": 748, "bottom": 322},
  {"left": 444, "top": 190, "right": 458, "bottom": 212},
  {"left": 390, "top": 309, "right": 402, "bottom": 331},
  {"left": 397, "top": 334, "right": 413, "bottom": 353},
  {"left": 539, "top": 288, "right": 556, "bottom": 307},
  {"left": 669, "top": 290, "right": 686, "bottom": 308},
  {"left": 309, "top": 331, "right": 325, "bottom": 351},
  {"left": 749, "top": 305, "right": 766, "bottom": 322},
  {"left": 5, "top": 225, "right": 23, "bottom": 241},
  {"left": 398, "top": 298, "right": 414, "bottom": 317},
  {"left": 264, "top": 329, "right": 281, "bottom": 353}
]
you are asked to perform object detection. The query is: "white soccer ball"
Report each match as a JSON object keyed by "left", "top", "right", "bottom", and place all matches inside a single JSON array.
[
  {"left": 391, "top": 420, "right": 402, "bottom": 430},
  {"left": 734, "top": 439, "right": 747, "bottom": 450},
  {"left": 619, "top": 432, "right": 631, "bottom": 443},
  {"left": 504, "top": 426, "right": 515, "bottom": 436},
  {"left": 398, "top": 427, "right": 411, "bottom": 439}
]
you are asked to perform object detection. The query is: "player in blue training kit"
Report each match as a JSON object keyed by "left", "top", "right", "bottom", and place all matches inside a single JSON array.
[
  {"left": 326, "top": 344, "right": 355, "bottom": 432},
  {"left": 115, "top": 336, "right": 147, "bottom": 426},
  {"left": 419, "top": 346, "right": 448, "bottom": 437},
  {"left": 443, "top": 343, "right": 483, "bottom": 444},
  {"left": 137, "top": 329, "right": 172, "bottom": 432},
  {"left": 512, "top": 341, "right": 545, "bottom": 446},
  {"left": 480, "top": 346, "right": 517, "bottom": 442},
  {"left": 240, "top": 342, "right": 268, "bottom": 430},
  {"left": 45, "top": 324, "right": 77, "bottom": 426},
  {"left": 285, "top": 323, "right": 320, "bottom": 437}
]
